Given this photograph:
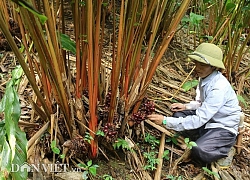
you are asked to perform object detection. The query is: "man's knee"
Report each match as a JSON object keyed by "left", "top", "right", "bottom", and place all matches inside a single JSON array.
[
  {"left": 192, "top": 146, "right": 212, "bottom": 163},
  {"left": 191, "top": 144, "right": 226, "bottom": 164}
]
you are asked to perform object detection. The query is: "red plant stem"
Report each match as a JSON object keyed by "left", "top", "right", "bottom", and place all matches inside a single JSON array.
[
  {"left": 145, "top": 0, "right": 190, "bottom": 84},
  {"left": 109, "top": 0, "right": 125, "bottom": 123},
  {"left": 87, "top": 0, "right": 99, "bottom": 158},
  {"left": 110, "top": 0, "right": 116, "bottom": 122},
  {"left": 80, "top": 5, "right": 88, "bottom": 91},
  {"left": 74, "top": 0, "right": 81, "bottom": 98}
]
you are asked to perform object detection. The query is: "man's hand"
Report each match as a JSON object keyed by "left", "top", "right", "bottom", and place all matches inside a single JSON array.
[
  {"left": 170, "top": 103, "right": 186, "bottom": 112},
  {"left": 147, "top": 114, "right": 164, "bottom": 125}
]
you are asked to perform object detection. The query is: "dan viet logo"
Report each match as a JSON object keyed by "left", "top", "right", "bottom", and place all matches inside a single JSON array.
[{"left": 11, "top": 162, "right": 81, "bottom": 173}]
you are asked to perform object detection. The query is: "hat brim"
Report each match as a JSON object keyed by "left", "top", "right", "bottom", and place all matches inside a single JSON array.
[{"left": 188, "top": 51, "right": 225, "bottom": 69}]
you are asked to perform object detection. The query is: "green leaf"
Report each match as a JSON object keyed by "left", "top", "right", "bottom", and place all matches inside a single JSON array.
[
  {"left": 203, "top": 167, "right": 211, "bottom": 173},
  {"left": 181, "top": 15, "right": 190, "bottom": 23},
  {"left": 171, "top": 99, "right": 178, "bottom": 103},
  {"left": 96, "top": 130, "right": 105, "bottom": 136},
  {"left": 242, "top": 4, "right": 250, "bottom": 11},
  {"left": 51, "top": 140, "right": 56, "bottom": 148},
  {"left": 79, "top": 1, "right": 86, "bottom": 6},
  {"left": 189, "top": 142, "right": 197, "bottom": 147},
  {"left": 5, "top": 85, "right": 18, "bottom": 161},
  {"left": 102, "top": 2, "right": 108, "bottom": 7},
  {"left": 52, "top": 147, "right": 60, "bottom": 154},
  {"left": 171, "top": 137, "right": 178, "bottom": 145},
  {"left": 202, "top": 167, "right": 220, "bottom": 178},
  {"left": 0, "top": 65, "right": 27, "bottom": 180},
  {"left": 226, "top": 2, "right": 236, "bottom": 12},
  {"left": 184, "top": 138, "right": 189, "bottom": 144},
  {"left": 0, "top": 138, "right": 12, "bottom": 173},
  {"left": 59, "top": 33, "right": 76, "bottom": 55},
  {"left": 237, "top": 95, "right": 247, "bottom": 108},
  {"left": 163, "top": 150, "right": 170, "bottom": 160},
  {"left": 0, "top": 93, "right": 6, "bottom": 112},
  {"left": 60, "top": 154, "right": 65, "bottom": 159},
  {"left": 78, "top": 163, "right": 87, "bottom": 169},
  {"left": 113, "top": 138, "right": 130, "bottom": 150},
  {"left": 190, "top": 12, "right": 205, "bottom": 26},
  {"left": 17, "top": 0, "right": 47, "bottom": 24},
  {"left": 165, "top": 138, "right": 171, "bottom": 143},
  {"left": 89, "top": 166, "right": 98, "bottom": 176},
  {"left": 12, "top": 130, "right": 28, "bottom": 180},
  {"left": 181, "top": 80, "right": 199, "bottom": 92},
  {"left": 87, "top": 160, "right": 92, "bottom": 167},
  {"left": 12, "top": 65, "right": 23, "bottom": 80},
  {"left": 200, "top": 35, "right": 214, "bottom": 41},
  {"left": 103, "top": 174, "right": 113, "bottom": 180},
  {"left": 82, "top": 171, "right": 89, "bottom": 180},
  {"left": 51, "top": 140, "right": 60, "bottom": 154}
]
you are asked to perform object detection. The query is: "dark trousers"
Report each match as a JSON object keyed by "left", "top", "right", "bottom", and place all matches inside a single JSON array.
[{"left": 173, "top": 110, "right": 236, "bottom": 164}]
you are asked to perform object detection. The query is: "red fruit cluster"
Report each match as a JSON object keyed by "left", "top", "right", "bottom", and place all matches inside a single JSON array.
[
  {"left": 130, "top": 97, "right": 155, "bottom": 125},
  {"left": 102, "top": 122, "right": 118, "bottom": 141},
  {"left": 131, "top": 112, "right": 145, "bottom": 125},
  {"left": 140, "top": 98, "right": 155, "bottom": 115},
  {"left": 105, "top": 91, "right": 112, "bottom": 107}
]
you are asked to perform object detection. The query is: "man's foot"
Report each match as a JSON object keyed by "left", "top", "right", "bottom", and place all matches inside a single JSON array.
[{"left": 216, "top": 146, "right": 236, "bottom": 169}]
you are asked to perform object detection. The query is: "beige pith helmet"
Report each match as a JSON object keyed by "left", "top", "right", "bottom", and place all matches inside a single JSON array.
[{"left": 188, "top": 43, "right": 225, "bottom": 69}]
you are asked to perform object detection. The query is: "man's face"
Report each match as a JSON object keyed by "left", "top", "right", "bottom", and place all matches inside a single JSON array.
[{"left": 194, "top": 61, "right": 215, "bottom": 78}]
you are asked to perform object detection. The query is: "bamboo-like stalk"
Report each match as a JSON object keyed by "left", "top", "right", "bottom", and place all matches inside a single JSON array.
[
  {"left": 90, "top": 0, "right": 102, "bottom": 157},
  {"left": 108, "top": 0, "right": 125, "bottom": 123},
  {"left": 73, "top": 0, "right": 81, "bottom": 98},
  {"left": 128, "top": 0, "right": 169, "bottom": 114},
  {"left": 141, "top": 0, "right": 168, "bottom": 88},
  {"left": 10, "top": 1, "right": 72, "bottom": 137},
  {"left": 80, "top": 4, "right": 88, "bottom": 92},
  {"left": 121, "top": 0, "right": 141, "bottom": 98},
  {"left": 145, "top": 0, "right": 191, "bottom": 84},
  {"left": 43, "top": 0, "right": 65, "bottom": 74},
  {"left": 86, "top": 0, "right": 99, "bottom": 158},
  {"left": 233, "top": 27, "right": 250, "bottom": 72},
  {"left": 0, "top": 11, "right": 51, "bottom": 119},
  {"left": 0, "top": 0, "right": 10, "bottom": 29}
]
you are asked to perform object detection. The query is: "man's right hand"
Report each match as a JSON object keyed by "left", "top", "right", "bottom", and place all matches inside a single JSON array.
[
  {"left": 170, "top": 103, "right": 186, "bottom": 112},
  {"left": 147, "top": 114, "right": 164, "bottom": 125}
]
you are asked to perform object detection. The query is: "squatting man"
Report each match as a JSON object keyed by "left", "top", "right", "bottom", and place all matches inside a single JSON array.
[{"left": 147, "top": 43, "right": 241, "bottom": 165}]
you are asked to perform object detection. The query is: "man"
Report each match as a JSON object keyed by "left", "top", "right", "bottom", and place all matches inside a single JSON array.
[{"left": 147, "top": 43, "right": 241, "bottom": 164}]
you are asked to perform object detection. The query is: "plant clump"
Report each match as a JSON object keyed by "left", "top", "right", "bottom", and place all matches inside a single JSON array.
[
  {"left": 64, "top": 135, "right": 90, "bottom": 159},
  {"left": 130, "top": 97, "right": 155, "bottom": 125},
  {"left": 102, "top": 122, "right": 118, "bottom": 142}
]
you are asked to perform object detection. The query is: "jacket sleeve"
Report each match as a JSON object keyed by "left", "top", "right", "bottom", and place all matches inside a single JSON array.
[
  {"left": 165, "top": 86, "right": 225, "bottom": 131},
  {"left": 184, "top": 85, "right": 201, "bottom": 110}
]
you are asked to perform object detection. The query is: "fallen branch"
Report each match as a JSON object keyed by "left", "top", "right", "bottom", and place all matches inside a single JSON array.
[
  {"left": 154, "top": 133, "right": 166, "bottom": 180},
  {"left": 165, "top": 144, "right": 184, "bottom": 156},
  {"left": 193, "top": 172, "right": 205, "bottom": 180},
  {"left": 149, "top": 85, "right": 192, "bottom": 103},
  {"left": 128, "top": 150, "right": 153, "bottom": 180},
  {"left": 211, "top": 162, "right": 220, "bottom": 180},
  {"left": 145, "top": 120, "right": 186, "bottom": 149},
  {"left": 28, "top": 122, "right": 50, "bottom": 149},
  {"left": 170, "top": 148, "right": 191, "bottom": 174}
]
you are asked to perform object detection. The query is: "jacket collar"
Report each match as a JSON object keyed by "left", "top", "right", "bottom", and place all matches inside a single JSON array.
[{"left": 200, "top": 70, "right": 219, "bottom": 87}]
